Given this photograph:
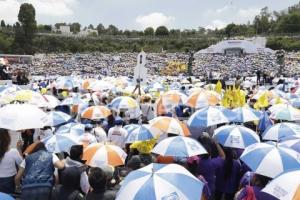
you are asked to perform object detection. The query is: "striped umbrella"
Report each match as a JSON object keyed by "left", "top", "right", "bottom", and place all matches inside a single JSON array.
[
  {"left": 187, "top": 106, "right": 235, "bottom": 128},
  {"left": 151, "top": 136, "right": 207, "bottom": 157},
  {"left": 44, "top": 111, "right": 72, "bottom": 126},
  {"left": 262, "top": 122, "right": 300, "bottom": 141},
  {"left": 42, "top": 134, "right": 79, "bottom": 153},
  {"left": 149, "top": 116, "right": 190, "bottom": 136},
  {"left": 56, "top": 77, "right": 77, "bottom": 90},
  {"left": 116, "top": 163, "right": 204, "bottom": 200},
  {"left": 109, "top": 96, "right": 139, "bottom": 111},
  {"left": 232, "top": 107, "right": 261, "bottom": 123},
  {"left": 126, "top": 124, "right": 161, "bottom": 144},
  {"left": 186, "top": 91, "right": 220, "bottom": 109},
  {"left": 81, "top": 106, "right": 111, "bottom": 120},
  {"left": 155, "top": 90, "right": 187, "bottom": 116},
  {"left": 88, "top": 80, "right": 114, "bottom": 92},
  {"left": 124, "top": 124, "right": 140, "bottom": 133},
  {"left": 83, "top": 143, "right": 127, "bottom": 167},
  {"left": 213, "top": 125, "right": 260, "bottom": 149},
  {"left": 262, "top": 170, "right": 300, "bottom": 200},
  {"left": 280, "top": 139, "right": 300, "bottom": 153},
  {"left": 269, "top": 104, "right": 300, "bottom": 121},
  {"left": 240, "top": 142, "right": 300, "bottom": 178},
  {"left": 56, "top": 122, "right": 85, "bottom": 135},
  {"left": 258, "top": 111, "right": 273, "bottom": 132}
]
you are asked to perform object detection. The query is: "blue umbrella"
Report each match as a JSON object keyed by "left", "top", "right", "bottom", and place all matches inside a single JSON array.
[
  {"left": 0, "top": 193, "right": 14, "bottom": 200},
  {"left": 258, "top": 111, "right": 273, "bottom": 132},
  {"left": 125, "top": 125, "right": 161, "bottom": 144},
  {"left": 116, "top": 163, "right": 204, "bottom": 200},
  {"left": 213, "top": 125, "right": 260, "bottom": 149},
  {"left": 232, "top": 107, "right": 261, "bottom": 123},
  {"left": 44, "top": 111, "right": 72, "bottom": 126},
  {"left": 56, "top": 122, "right": 85, "bottom": 135},
  {"left": 262, "top": 122, "right": 300, "bottom": 141}
]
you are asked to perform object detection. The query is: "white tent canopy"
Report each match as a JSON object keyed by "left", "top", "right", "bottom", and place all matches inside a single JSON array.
[{"left": 196, "top": 40, "right": 274, "bottom": 55}]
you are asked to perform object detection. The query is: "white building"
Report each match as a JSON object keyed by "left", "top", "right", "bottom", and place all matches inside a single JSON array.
[
  {"left": 78, "top": 28, "right": 98, "bottom": 36},
  {"left": 60, "top": 26, "right": 71, "bottom": 35}
]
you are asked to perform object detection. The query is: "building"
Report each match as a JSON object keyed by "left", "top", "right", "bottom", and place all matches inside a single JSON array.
[
  {"left": 196, "top": 38, "right": 274, "bottom": 56},
  {"left": 60, "top": 26, "right": 71, "bottom": 35},
  {"left": 78, "top": 28, "right": 98, "bottom": 36}
]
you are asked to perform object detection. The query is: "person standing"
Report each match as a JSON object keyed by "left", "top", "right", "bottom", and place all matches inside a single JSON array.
[
  {"left": 15, "top": 142, "right": 65, "bottom": 200},
  {"left": 0, "top": 129, "right": 23, "bottom": 194},
  {"left": 107, "top": 119, "right": 128, "bottom": 149}
]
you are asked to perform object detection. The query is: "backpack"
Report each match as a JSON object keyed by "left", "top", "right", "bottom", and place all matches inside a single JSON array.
[
  {"left": 242, "top": 186, "right": 256, "bottom": 200},
  {"left": 51, "top": 185, "right": 84, "bottom": 200}
]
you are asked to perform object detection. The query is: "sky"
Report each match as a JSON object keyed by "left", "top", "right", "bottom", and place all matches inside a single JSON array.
[{"left": 0, "top": 0, "right": 299, "bottom": 30}]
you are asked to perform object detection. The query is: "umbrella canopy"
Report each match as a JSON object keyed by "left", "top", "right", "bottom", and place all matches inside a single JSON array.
[
  {"left": 42, "top": 134, "right": 79, "bottom": 153},
  {"left": 290, "top": 98, "right": 300, "bottom": 108},
  {"left": 155, "top": 90, "right": 187, "bottom": 116},
  {"left": 56, "top": 77, "right": 77, "bottom": 90},
  {"left": 262, "top": 122, "right": 300, "bottom": 141},
  {"left": 269, "top": 104, "right": 300, "bottom": 121},
  {"left": 232, "top": 107, "right": 261, "bottom": 123},
  {"left": 149, "top": 116, "right": 190, "bottom": 136},
  {"left": 126, "top": 124, "right": 161, "bottom": 144},
  {"left": 83, "top": 143, "right": 127, "bottom": 167},
  {"left": 116, "top": 163, "right": 204, "bottom": 200},
  {"left": 44, "top": 111, "right": 72, "bottom": 127},
  {"left": 81, "top": 106, "right": 111, "bottom": 120},
  {"left": 89, "top": 80, "right": 114, "bottom": 91},
  {"left": 124, "top": 124, "right": 141, "bottom": 133},
  {"left": 262, "top": 170, "right": 300, "bottom": 200},
  {"left": 56, "top": 122, "right": 85, "bottom": 135},
  {"left": 109, "top": 96, "right": 139, "bottom": 111},
  {"left": 187, "top": 106, "right": 235, "bottom": 128},
  {"left": 213, "top": 125, "right": 260, "bottom": 149},
  {"left": 61, "top": 96, "right": 87, "bottom": 105},
  {"left": 43, "top": 95, "right": 61, "bottom": 109},
  {"left": 240, "top": 142, "right": 300, "bottom": 178},
  {"left": 151, "top": 136, "right": 207, "bottom": 157},
  {"left": 0, "top": 192, "right": 14, "bottom": 200},
  {"left": 186, "top": 91, "right": 220, "bottom": 109},
  {"left": 0, "top": 104, "right": 47, "bottom": 131},
  {"left": 280, "top": 139, "right": 300, "bottom": 153},
  {"left": 258, "top": 111, "right": 273, "bottom": 132}
]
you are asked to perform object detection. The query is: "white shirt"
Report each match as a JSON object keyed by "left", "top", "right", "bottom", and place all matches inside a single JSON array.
[
  {"left": 20, "top": 153, "right": 59, "bottom": 168},
  {"left": 108, "top": 126, "right": 128, "bottom": 148},
  {"left": 0, "top": 149, "right": 23, "bottom": 177},
  {"left": 93, "top": 127, "right": 107, "bottom": 143},
  {"left": 78, "top": 132, "right": 97, "bottom": 145}
]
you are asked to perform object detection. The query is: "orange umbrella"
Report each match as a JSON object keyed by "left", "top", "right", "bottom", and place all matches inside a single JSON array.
[
  {"left": 83, "top": 143, "right": 127, "bottom": 167},
  {"left": 149, "top": 116, "right": 190, "bottom": 136},
  {"left": 81, "top": 106, "right": 111, "bottom": 120},
  {"left": 186, "top": 91, "right": 220, "bottom": 109}
]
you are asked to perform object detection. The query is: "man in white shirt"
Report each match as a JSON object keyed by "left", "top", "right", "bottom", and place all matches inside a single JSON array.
[{"left": 107, "top": 119, "right": 128, "bottom": 148}]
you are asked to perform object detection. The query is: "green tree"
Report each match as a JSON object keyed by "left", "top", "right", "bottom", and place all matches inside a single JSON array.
[
  {"left": 1, "top": 20, "right": 5, "bottom": 28},
  {"left": 106, "top": 24, "right": 119, "bottom": 35},
  {"left": 70, "top": 22, "right": 81, "bottom": 34},
  {"left": 97, "top": 23, "right": 105, "bottom": 34},
  {"left": 88, "top": 24, "right": 94, "bottom": 29},
  {"left": 144, "top": 27, "right": 154, "bottom": 36},
  {"left": 17, "top": 3, "right": 37, "bottom": 54},
  {"left": 155, "top": 26, "right": 169, "bottom": 36},
  {"left": 253, "top": 7, "right": 271, "bottom": 34}
]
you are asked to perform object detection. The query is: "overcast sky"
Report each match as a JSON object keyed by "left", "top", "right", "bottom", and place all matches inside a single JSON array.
[{"left": 0, "top": 0, "right": 299, "bottom": 30}]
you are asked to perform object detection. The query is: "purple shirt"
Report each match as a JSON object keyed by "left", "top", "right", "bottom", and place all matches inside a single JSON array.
[
  {"left": 236, "top": 186, "right": 277, "bottom": 200},
  {"left": 215, "top": 158, "right": 241, "bottom": 194}
]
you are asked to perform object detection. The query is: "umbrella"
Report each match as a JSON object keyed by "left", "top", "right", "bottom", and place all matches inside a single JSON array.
[
  {"left": 151, "top": 136, "right": 207, "bottom": 157},
  {"left": 280, "top": 139, "right": 300, "bottom": 153},
  {"left": 213, "top": 125, "right": 260, "bottom": 149},
  {"left": 258, "top": 111, "right": 273, "bottom": 132},
  {"left": 0, "top": 104, "right": 47, "bottom": 131},
  {"left": 81, "top": 78, "right": 96, "bottom": 90},
  {"left": 240, "top": 142, "right": 300, "bottom": 178},
  {"left": 89, "top": 80, "right": 114, "bottom": 91},
  {"left": 109, "top": 96, "right": 139, "bottom": 110},
  {"left": 262, "top": 122, "right": 300, "bottom": 141},
  {"left": 186, "top": 91, "right": 220, "bottom": 109},
  {"left": 124, "top": 124, "right": 141, "bottom": 133},
  {"left": 61, "top": 96, "right": 87, "bottom": 105},
  {"left": 56, "top": 77, "right": 76, "bottom": 90},
  {"left": 81, "top": 106, "right": 111, "bottom": 120},
  {"left": 125, "top": 124, "right": 161, "bottom": 144},
  {"left": 232, "top": 107, "right": 261, "bottom": 123},
  {"left": 187, "top": 106, "right": 235, "bottom": 128},
  {"left": 0, "top": 192, "right": 14, "bottom": 200},
  {"left": 56, "top": 122, "right": 85, "bottom": 135},
  {"left": 83, "top": 143, "right": 127, "bottom": 167},
  {"left": 44, "top": 111, "right": 72, "bottom": 127},
  {"left": 155, "top": 90, "right": 187, "bottom": 116},
  {"left": 262, "top": 170, "right": 300, "bottom": 200},
  {"left": 149, "top": 116, "right": 190, "bottom": 136},
  {"left": 42, "top": 134, "right": 79, "bottom": 153},
  {"left": 290, "top": 98, "right": 300, "bottom": 108},
  {"left": 43, "top": 95, "right": 61, "bottom": 109},
  {"left": 269, "top": 104, "right": 300, "bottom": 121},
  {"left": 116, "top": 163, "right": 204, "bottom": 200}
]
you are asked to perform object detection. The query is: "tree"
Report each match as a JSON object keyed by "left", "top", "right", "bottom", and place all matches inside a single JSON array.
[
  {"left": 97, "top": 23, "right": 105, "bottom": 34},
  {"left": 55, "top": 23, "right": 66, "bottom": 29},
  {"left": 106, "top": 24, "right": 119, "bottom": 35},
  {"left": 253, "top": 7, "right": 271, "bottom": 34},
  {"left": 155, "top": 26, "right": 169, "bottom": 36},
  {"left": 144, "top": 27, "right": 154, "bottom": 36},
  {"left": 1, "top": 20, "right": 5, "bottom": 28},
  {"left": 70, "top": 22, "right": 81, "bottom": 34},
  {"left": 17, "top": 3, "right": 37, "bottom": 54},
  {"left": 88, "top": 24, "right": 94, "bottom": 29}
]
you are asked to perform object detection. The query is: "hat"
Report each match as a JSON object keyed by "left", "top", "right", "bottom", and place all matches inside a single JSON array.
[
  {"left": 127, "top": 155, "right": 141, "bottom": 170},
  {"left": 69, "top": 145, "right": 85, "bottom": 163},
  {"left": 115, "top": 119, "right": 123, "bottom": 126},
  {"left": 99, "top": 165, "right": 114, "bottom": 180}
]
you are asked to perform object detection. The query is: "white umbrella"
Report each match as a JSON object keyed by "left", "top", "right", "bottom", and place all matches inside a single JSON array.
[{"left": 0, "top": 104, "right": 47, "bottom": 130}]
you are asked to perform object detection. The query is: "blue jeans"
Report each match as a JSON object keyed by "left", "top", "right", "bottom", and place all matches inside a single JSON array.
[
  {"left": 22, "top": 187, "right": 51, "bottom": 200},
  {"left": 0, "top": 176, "right": 15, "bottom": 194}
]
